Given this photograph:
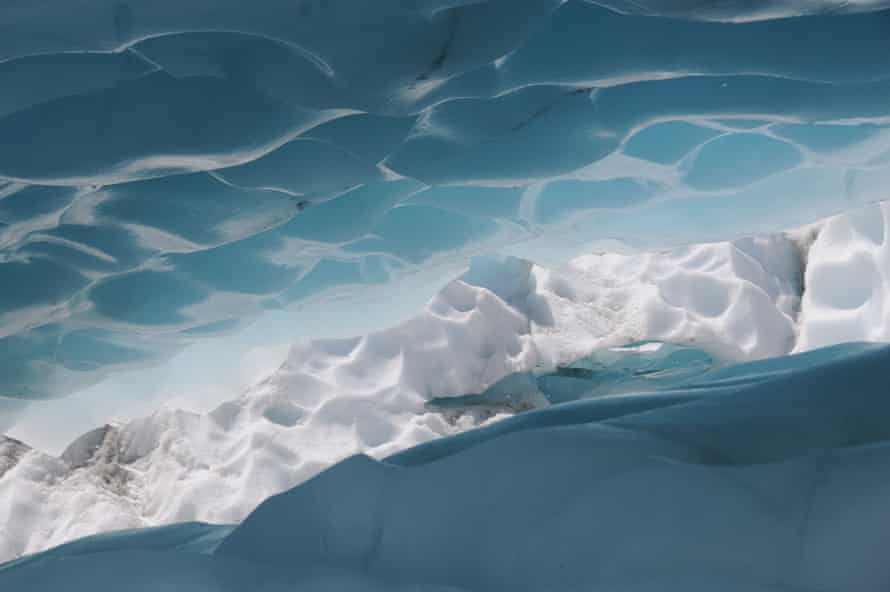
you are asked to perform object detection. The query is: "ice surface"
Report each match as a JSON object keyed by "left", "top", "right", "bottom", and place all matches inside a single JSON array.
[
  {"left": 4, "top": 4, "right": 890, "bottom": 586},
  {"left": 3, "top": 341, "right": 890, "bottom": 591},
  {"left": 0, "top": 236, "right": 802, "bottom": 561},
  {"left": 3, "top": 1, "right": 890, "bottom": 399}
]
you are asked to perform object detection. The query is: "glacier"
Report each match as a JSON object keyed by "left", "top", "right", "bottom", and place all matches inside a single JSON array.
[
  {"left": 3, "top": 1, "right": 890, "bottom": 590},
  {"left": 3, "top": 0, "right": 890, "bottom": 401}
]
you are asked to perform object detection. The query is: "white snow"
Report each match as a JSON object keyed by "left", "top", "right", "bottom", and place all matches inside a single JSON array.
[
  {"left": 4, "top": 341, "right": 890, "bottom": 591},
  {"left": 10, "top": 198, "right": 890, "bottom": 563},
  {"left": 795, "top": 202, "right": 890, "bottom": 351},
  {"left": 4, "top": 199, "right": 890, "bottom": 562},
  {"left": 0, "top": 234, "right": 803, "bottom": 562}
]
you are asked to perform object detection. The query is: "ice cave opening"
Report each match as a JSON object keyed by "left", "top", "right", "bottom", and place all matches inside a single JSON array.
[{"left": 2, "top": 2, "right": 890, "bottom": 591}]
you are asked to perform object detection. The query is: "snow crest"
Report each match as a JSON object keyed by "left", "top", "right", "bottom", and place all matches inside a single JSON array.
[{"left": 0, "top": 234, "right": 801, "bottom": 561}]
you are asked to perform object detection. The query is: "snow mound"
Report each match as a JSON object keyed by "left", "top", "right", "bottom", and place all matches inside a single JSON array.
[
  {"left": 535, "top": 234, "right": 800, "bottom": 364},
  {"left": 0, "top": 235, "right": 800, "bottom": 561},
  {"left": 3, "top": 342, "right": 889, "bottom": 591},
  {"left": 796, "top": 202, "right": 890, "bottom": 351},
  {"left": 3, "top": 2, "right": 890, "bottom": 399}
]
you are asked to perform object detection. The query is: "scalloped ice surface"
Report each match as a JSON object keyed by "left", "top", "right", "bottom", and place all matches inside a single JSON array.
[{"left": 4, "top": 1, "right": 890, "bottom": 400}]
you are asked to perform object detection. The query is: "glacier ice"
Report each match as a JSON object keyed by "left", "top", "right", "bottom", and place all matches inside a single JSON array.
[
  {"left": 3, "top": 341, "right": 890, "bottom": 590},
  {"left": 4, "top": 2, "right": 890, "bottom": 588},
  {"left": 3, "top": 1, "right": 890, "bottom": 400},
  {"left": 0, "top": 234, "right": 805, "bottom": 561},
  {"left": 796, "top": 202, "right": 890, "bottom": 350},
  {"left": 1, "top": 203, "right": 888, "bottom": 565},
  {"left": 426, "top": 341, "right": 715, "bottom": 417}
]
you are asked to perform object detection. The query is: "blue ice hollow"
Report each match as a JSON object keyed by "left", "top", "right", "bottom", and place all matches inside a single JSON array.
[
  {"left": 426, "top": 340, "right": 714, "bottom": 412},
  {"left": 2, "top": 341, "right": 888, "bottom": 590},
  {"left": 2, "top": 1, "right": 890, "bottom": 399}
]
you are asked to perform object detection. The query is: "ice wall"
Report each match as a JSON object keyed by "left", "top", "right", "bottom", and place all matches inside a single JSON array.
[{"left": 3, "top": 1, "right": 890, "bottom": 400}]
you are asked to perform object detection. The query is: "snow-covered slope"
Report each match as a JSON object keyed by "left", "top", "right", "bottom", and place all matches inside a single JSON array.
[
  {"left": 796, "top": 202, "right": 890, "bottom": 351},
  {"left": 535, "top": 235, "right": 801, "bottom": 364},
  {"left": 3, "top": 341, "right": 889, "bottom": 591},
  {"left": 8, "top": 201, "right": 890, "bottom": 564},
  {"left": 0, "top": 235, "right": 802, "bottom": 561}
]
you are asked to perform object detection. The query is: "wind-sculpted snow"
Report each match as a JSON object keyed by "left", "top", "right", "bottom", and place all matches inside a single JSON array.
[
  {"left": 0, "top": 238, "right": 800, "bottom": 561},
  {"left": 3, "top": 1, "right": 890, "bottom": 400},
  {"left": 3, "top": 342, "right": 890, "bottom": 591},
  {"left": 794, "top": 202, "right": 890, "bottom": 351}
]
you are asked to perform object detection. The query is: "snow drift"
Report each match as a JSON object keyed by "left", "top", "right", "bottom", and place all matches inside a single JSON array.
[
  {"left": 0, "top": 234, "right": 802, "bottom": 561},
  {"left": 4, "top": 200, "right": 890, "bottom": 563}
]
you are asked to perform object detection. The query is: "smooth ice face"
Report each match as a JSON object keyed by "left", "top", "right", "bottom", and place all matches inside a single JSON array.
[{"left": 3, "top": 1, "right": 890, "bottom": 399}]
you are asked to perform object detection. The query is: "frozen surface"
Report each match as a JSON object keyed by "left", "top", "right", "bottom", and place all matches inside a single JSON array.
[
  {"left": 427, "top": 341, "right": 715, "bottom": 416},
  {"left": 3, "top": 341, "right": 890, "bottom": 591},
  {"left": 3, "top": 1, "right": 890, "bottom": 399},
  {"left": 795, "top": 202, "right": 890, "bottom": 351},
  {"left": 0, "top": 236, "right": 801, "bottom": 561},
  {"left": 4, "top": 3, "right": 890, "bottom": 585}
]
